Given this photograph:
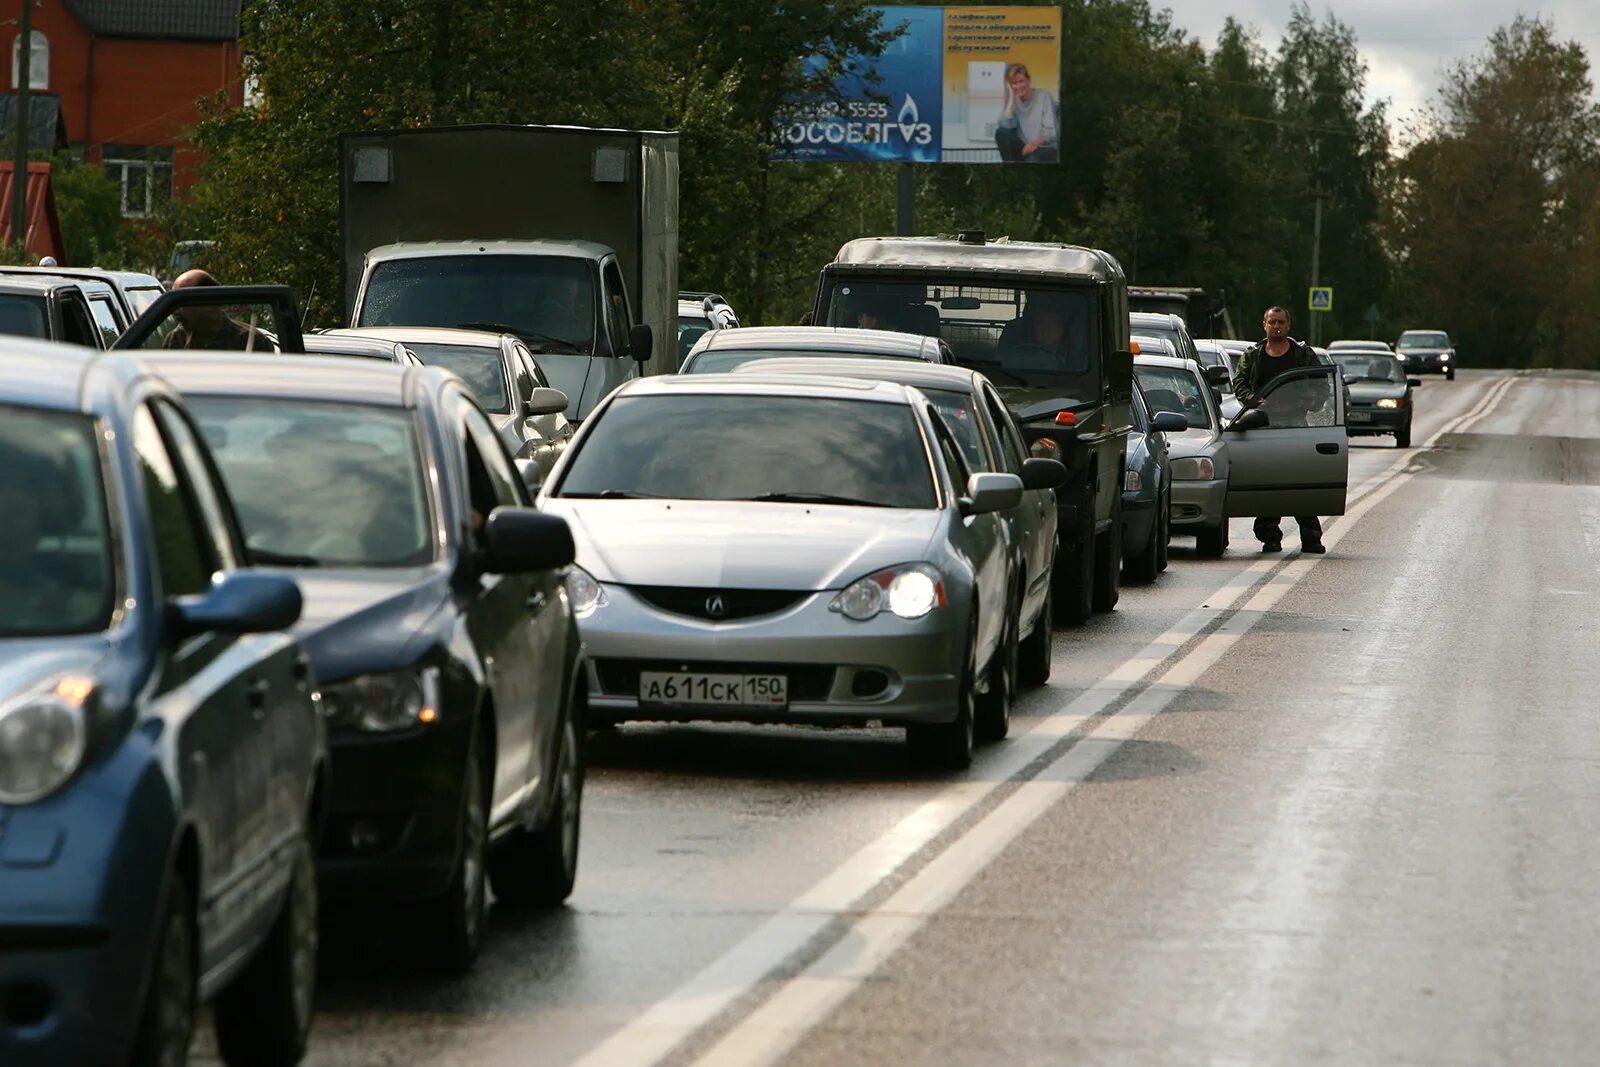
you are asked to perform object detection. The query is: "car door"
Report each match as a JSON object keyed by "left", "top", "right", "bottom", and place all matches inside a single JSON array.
[
  {"left": 448, "top": 391, "right": 548, "bottom": 823},
  {"left": 1223, "top": 365, "right": 1349, "bottom": 518},
  {"left": 978, "top": 382, "right": 1053, "bottom": 615},
  {"left": 57, "top": 291, "right": 103, "bottom": 348},
  {"left": 88, "top": 293, "right": 126, "bottom": 347},
  {"left": 931, "top": 414, "right": 1008, "bottom": 670},
  {"left": 112, "top": 284, "right": 305, "bottom": 352}
]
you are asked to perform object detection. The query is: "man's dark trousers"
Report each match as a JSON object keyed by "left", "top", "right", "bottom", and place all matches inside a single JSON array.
[{"left": 1254, "top": 515, "right": 1322, "bottom": 546}]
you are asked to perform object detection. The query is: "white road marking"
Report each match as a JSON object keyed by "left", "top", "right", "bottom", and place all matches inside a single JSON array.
[{"left": 564, "top": 374, "right": 1520, "bottom": 1067}]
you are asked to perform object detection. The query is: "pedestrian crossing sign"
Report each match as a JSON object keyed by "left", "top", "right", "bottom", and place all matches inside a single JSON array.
[{"left": 1309, "top": 286, "right": 1333, "bottom": 312}]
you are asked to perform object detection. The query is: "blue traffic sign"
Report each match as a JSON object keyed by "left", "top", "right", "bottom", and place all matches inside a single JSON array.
[{"left": 1309, "top": 286, "right": 1334, "bottom": 312}]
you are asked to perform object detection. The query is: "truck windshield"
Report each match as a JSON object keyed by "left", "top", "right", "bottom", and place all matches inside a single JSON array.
[
  {"left": 0, "top": 294, "right": 50, "bottom": 339},
  {"left": 819, "top": 278, "right": 1099, "bottom": 396},
  {"left": 360, "top": 255, "right": 596, "bottom": 354}
]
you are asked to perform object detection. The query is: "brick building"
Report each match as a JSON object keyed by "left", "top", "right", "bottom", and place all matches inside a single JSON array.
[{"left": 3, "top": 0, "right": 242, "bottom": 216}]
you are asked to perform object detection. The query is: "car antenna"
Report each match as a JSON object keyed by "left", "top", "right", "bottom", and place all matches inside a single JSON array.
[{"left": 300, "top": 280, "right": 317, "bottom": 330}]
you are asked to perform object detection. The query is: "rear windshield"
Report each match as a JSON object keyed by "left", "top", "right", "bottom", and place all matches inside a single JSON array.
[
  {"left": 0, "top": 294, "right": 50, "bottom": 338},
  {"left": 1398, "top": 332, "right": 1449, "bottom": 349},
  {"left": 555, "top": 394, "right": 937, "bottom": 508},
  {"left": 0, "top": 407, "right": 115, "bottom": 636},
  {"left": 1334, "top": 354, "right": 1405, "bottom": 383},
  {"left": 404, "top": 342, "right": 509, "bottom": 413},
  {"left": 359, "top": 255, "right": 595, "bottom": 354},
  {"left": 685, "top": 347, "right": 923, "bottom": 375},
  {"left": 1134, "top": 365, "right": 1214, "bottom": 430},
  {"left": 189, "top": 397, "right": 434, "bottom": 568},
  {"left": 678, "top": 315, "right": 710, "bottom": 361}
]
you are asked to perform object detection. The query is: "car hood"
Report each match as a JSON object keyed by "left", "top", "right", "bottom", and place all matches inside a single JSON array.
[
  {"left": 543, "top": 499, "right": 943, "bottom": 591},
  {"left": 0, "top": 637, "right": 111, "bottom": 706},
  {"left": 281, "top": 567, "right": 450, "bottom": 683},
  {"left": 1166, "top": 428, "right": 1222, "bottom": 460},
  {"left": 1347, "top": 381, "right": 1407, "bottom": 401}
]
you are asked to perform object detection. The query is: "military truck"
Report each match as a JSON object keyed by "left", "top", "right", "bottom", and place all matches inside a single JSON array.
[
  {"left": 811, "top": 231, "right": 1133, "bottom": 623},
  {"left": 339, "top": 124, "right": 679, "bottom": 419}
]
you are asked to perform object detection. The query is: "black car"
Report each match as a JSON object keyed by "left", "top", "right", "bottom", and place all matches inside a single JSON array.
[
  {"left": 1332, "top": 352, "right": 1420, "bottom": 447},
  {"left": 149, "top": 352, "right": 585, "bottom": 973},
  {"left": 0, "top": 342, "right": 323, "bottom": 1066},
  {"left": 1394, "top": 329, "right": 1457, "bottom": 379}
]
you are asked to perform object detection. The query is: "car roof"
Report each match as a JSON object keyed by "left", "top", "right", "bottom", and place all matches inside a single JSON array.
[
  {"left": 728, "top": 357, "right": 983, "bottom": 393},
  {"left": 0, "top": 341, "right": 153, "bottom": 413},
  {"left": 1193, "top": 339, "right": 1227, "bottom": 352},
  {"left": 138, "top": 352, "right": 422, "bottom": 406},
  {"left": 329, "top": 325, "right": 509, "bottom": 349},
  {"left": 364, "top": 239, "right": 612, "bottom": 263},
  {"left": 0, "top": 270, "right": 116, "bottom": 295},
  {"left": 0, "top": 276, "right": 75, "bottom": 295},
  {"left": 303, "top": 335, "right": 410, "bottom": 360},
  {"left": 692, "top": 325, "right": 935, "bottom": 357},
  {"left": 830, "top": 235, "right": 1123, "bottom": 282},
  {"left": 0, "top": 265, "right": 162, "bottom": 288},
  {"left": 1329, "top": 339, "right": 1391, "bottom": 348},
  {"left": 1131, "top": 334, "right": 1178, "bottom": 357},
  {"left": 614, "top": 372, "right": 920, "bottom": 405},
  {"left": 1129, "top": 311, "right": 1186, "bottom": 329},
  {"left": 1133, "top": 353, "right": 1197, "bottom": 373}
]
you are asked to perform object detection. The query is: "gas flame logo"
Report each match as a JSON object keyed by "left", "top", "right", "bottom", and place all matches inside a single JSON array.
[{"left": 896, "top": 95, "right": 921, "bottom": 143}]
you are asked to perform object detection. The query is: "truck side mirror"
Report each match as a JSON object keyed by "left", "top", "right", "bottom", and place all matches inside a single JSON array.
[{"left": 629, "top": 323, "right": 653, "bottom": 363}]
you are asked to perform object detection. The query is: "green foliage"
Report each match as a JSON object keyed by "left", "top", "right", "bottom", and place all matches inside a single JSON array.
[{"left": 49, "top": 154, "right": 125, "bottom": 267}]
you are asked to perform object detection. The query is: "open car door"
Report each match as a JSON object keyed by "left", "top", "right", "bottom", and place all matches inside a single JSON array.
[
  {"left": 1223, "top": 365, "right": 1348, "bottom": 517},
  {"left": 111, "top": 285, "right": 305, "bottom": 353}
]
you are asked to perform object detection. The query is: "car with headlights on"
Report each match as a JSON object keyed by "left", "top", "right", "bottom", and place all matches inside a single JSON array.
[
  {"left": 728, "top": 357, "right": 1066, "bottom": 703},
  {"left": 1135, "top": 353, "right": 1231, "bottom": 557},
  {"left": 1328, "top": 339, "right": 1392, "bottom": 355},
  {"left": 148, "top": 354, "right": 585, "bottom": 974},
  {"left": 1394, "top": 329, "right": 1456, "bottom": 379},
  {"left": 680, "top": 325, "right": 953, "bottom": 374},
  {"left": 1123, "top": 378, "right": 1185, "bottom": 581},
  {"left": 0, "top": 343, "right": 323, "bottom": 1067},
  {"left": 1331, "top": 351, "right": 1419, "bottom": 447},
  {"left": 541, "top": 373, "right": 1023, "bottom": 770}
]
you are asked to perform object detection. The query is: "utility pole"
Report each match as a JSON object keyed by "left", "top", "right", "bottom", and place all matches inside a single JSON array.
[
  {"left": 10, "top": 0, "right": 32, "bottom": 258},
  {"left": 1309, "top": 187, "right": 1324, "bottom": 346}
]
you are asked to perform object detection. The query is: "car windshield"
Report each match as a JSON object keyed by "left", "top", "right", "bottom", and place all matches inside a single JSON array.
[
  {"left": 1335, "top": 354, "right": 1406, "bottom": 383},
  {"left": 556, "top": 394, "right": 937, "bottom": 508},
  {"left": 1134, "top": 365, "right": 1214, "bottom": 430},
  {"left": 926, "top": 389, "right": 990, "bottom": 470},
  {"left": 358, "top": 255, "right": 595, "bottom": 353},
  {"left": 1134, "top": 321, "right": 1187, "bottom": 359},
  {"left": 1399, "top": 332, "right": 1449, "bottom": 349},
  {"left": 0, "top": 407, "right": 115, "bottom": 636},
  {"left": 818, "top": 278, "right": 1100, "bottom": 395},
  {"left": 1191, "top": 344, "right": 1226, "bottom": 369},
  {"left": 188, "top": 397, "right": 434, "bottom": 567},
  {"left": 678, "top": 315, "right": 711, "bottom": 361},
  {"left": 685, "top": 347, "right": 923, "bottom": 375},
  {"left": 0, "top": 294, "right": 50, "bottom": 338},
  {"left": 403, "top": 342, "right": 509, "bottom": 413}
]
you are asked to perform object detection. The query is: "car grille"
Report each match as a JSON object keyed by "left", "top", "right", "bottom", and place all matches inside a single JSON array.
[
  {"left": 595, "top": 660, "right": 836, "bottom": 701},
  {"left": 629, "top": 585, "right": 809, "bottom": 622}
]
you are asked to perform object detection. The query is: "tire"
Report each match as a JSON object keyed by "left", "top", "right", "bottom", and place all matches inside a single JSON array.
[
  {"left": 907, "top": 614, "right": 977, "bottom": 770},
  {"left": 1195, "top": 517, "right": 1229, "bottom": 558},
  {"left": 1053, "top": 504, "right": 1095, "bottom": 625},
  {"left": 1396, "top": 419, "right": 1412, "bottom": 448},
  {"left": 214, "top": 838, "right": 317, "bottom": 1067},
  {"left": 423, "top": 735, "right": 489, "bottom": 974},
  {"left": 1017, "top": 581, "right": 1052, "bottom": 688},
  {"left": 1092, "top": 523, "right": 1121, "bottom": 612},
  {"left": 1446, "top": 367, "right": 1456, "bottom": 381},
  {"left": 489, "top": 712, "right": 585, "bottom": 907},
  {"left": 1124, "top": 506, "right": 1160, "bottom": 584},
  {"left": 1156, "top": 489, "right": 1170, "bottom": 572},
  {"left": 974, "top": 590, "right": 1017, "bottom": 742},
  {"left": 130, "top": 871, "right": 196, "bottom": 1067}
]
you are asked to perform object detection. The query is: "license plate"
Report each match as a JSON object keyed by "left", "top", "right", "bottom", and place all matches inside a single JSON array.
[
  {"left": 1349, "top": 411, "right": 1373, "bottom": 422},
  {"left": 639, "top": 672, "right": 788, "bottom": 708}
]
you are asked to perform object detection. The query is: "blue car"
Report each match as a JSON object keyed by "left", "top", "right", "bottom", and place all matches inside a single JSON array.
[
  {"left": 1121, "top": 380, "right": 1185, "bottom": 582},
  {"left": 0, "top": 342, "right": 325, "bottom": 1066}
]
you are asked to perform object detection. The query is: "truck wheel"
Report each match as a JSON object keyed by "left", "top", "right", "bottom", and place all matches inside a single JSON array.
[
  {"left": 1092, "top": 526, "right": 1121, "bottom": 611},
  {"left": 489, "top": 712, "right": 585, "bottom": 908},
  {"left": 1017, "top": 582, "right": 1052, "bottom": 687},
  {"left": 1053, "top": 510, "right": 1095, "bottom": 625},
  {"left": 214, "top": 837, "right": 318, "bottom": 1067},
  {"left": 130, "top": 871, "right": 196, "bottom": 1067},
  {"left": 423, "top": 737, "right": 489, "bottom": 974},
  {"left": 1195, "top": 518, "right": 1229, "bottom": 558},
  {"left": 908, "top": 612, "right": 978, "bottom": 770}
]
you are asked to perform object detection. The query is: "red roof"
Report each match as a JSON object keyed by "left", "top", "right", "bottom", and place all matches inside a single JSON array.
[{"left": 0, "top": 162, "right": 67, "bottom": 264}]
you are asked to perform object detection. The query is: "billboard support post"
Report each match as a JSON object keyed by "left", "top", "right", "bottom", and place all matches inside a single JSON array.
[{"left": 896, "top": 164, "right": 915, "bottom": 236}]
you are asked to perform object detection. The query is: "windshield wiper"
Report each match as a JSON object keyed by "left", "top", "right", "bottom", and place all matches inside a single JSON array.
[
  {"left": 456, "top": 322, "right": 582, "bottom": 353},
  {"left": 249, "top": 548, "right": 323, "bottom": 567},
  {"left": 746, "top": 491, "right": 891, "bottom": 507},
  {"left": 559, "top": 489, "right": 666, "bottom": 499}
]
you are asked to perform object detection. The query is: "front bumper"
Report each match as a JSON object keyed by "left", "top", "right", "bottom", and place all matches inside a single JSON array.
[
  {"left": 1346, "top": 406, "right": 1409, "bottom": 435},
  {"left": 580, "top": 587, "right": 966, "bottom": 727},
  {"left": 1170, "top": 477, "right": 1227, "bottom": 527},
  {"left": 1398, "top": 354, "right": 1449, "bottom": 374}
]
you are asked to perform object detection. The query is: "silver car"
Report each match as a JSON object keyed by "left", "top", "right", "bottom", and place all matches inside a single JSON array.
[
  {"left": 539, "top": 373, "right": 1023, "bottom": 769},
  {"left": 1135, "top": 353, "right": 1231, "bottom": 556},
  {"left": 329, "top": 326, "right": 572, "bottom": 475},
  {"left": 680, "top": 325, "right": 952, "bottom": 374}
]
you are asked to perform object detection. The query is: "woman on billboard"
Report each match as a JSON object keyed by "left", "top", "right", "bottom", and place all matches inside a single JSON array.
[{"left": 995, "top": 62, "right": 1058, "bottom": 163}]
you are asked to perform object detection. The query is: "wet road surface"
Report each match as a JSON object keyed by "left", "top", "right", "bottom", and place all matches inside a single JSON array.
[{"left": 197, "top": 369, "right": 1600, "bottom": 1066}]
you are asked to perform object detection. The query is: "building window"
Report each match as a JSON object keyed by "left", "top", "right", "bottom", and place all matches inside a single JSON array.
[
  {"left": 103, "top": 145, "right": 174, "bottom": 218},
  {"left": 10, "top": 30, "right": 48, "bottom": 90}
]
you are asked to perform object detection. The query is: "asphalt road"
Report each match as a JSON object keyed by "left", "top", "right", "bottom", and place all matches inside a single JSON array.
[{"left": 198, "top": 368, "right": 1600, "bottom": 1066}]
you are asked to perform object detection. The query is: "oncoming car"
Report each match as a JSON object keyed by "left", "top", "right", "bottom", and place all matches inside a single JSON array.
[
  {"left": 540, "top": 373, "right": 1024, "bottom": 770},
  {"left": 679, "top": 325, "right": 952, "bottom": 374},
  {"left": 1332, "top": 351, "right": 1420, "bottom": 447},
  {"left": 1394, "top": 329, "right": 1456, "bottom": 379}
]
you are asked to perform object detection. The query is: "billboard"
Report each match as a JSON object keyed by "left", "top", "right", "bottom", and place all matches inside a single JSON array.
[{"left": 776, "top": 5, "right": 1063, "bottom": 164}]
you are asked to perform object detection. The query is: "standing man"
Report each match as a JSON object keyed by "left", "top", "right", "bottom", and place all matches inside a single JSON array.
[
  {"left": 1231, "top": 305, "right": 1327, "bottom": 555},
  {"left": 161, "top": 269, "right": 274, "bottom": 351}
]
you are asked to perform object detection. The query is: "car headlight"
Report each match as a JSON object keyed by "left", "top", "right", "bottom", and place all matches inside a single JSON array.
[
  {"left": 1125, "top": 469, "right": 1144, "bottom": 492},
  {"left": 1170, "top": 457, "right": 1216, "bottom": 480},
  {"left": 564, "top": 565, "right": 607, "bottom": 617},
  {"left": 317, "top": 668, "right": 440, "bottom": 732},
  {"left": 830, "top": 563, "right": 945, "bottom": 621},
  {"left": 0, "top": 677, "right": 91, "bottom": 804},
  {"left": 1376, "top": 397, "right": 1404, "bottom": 409},
  {"left": 1441, "top": 352, "right": 1451, "bottom": 361}
]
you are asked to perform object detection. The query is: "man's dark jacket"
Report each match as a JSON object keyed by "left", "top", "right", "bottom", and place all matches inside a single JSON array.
[{"left": 1232, "top": 337, "right": 1321, "bottom": 407}]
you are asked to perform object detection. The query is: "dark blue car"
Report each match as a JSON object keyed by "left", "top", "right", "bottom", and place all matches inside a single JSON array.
[
  {"left": 1121, "top": 380, "right": 1185, "bottom": 582},
  {"left": 0, "top": 342, "right": 325, "bottom": 1066}
]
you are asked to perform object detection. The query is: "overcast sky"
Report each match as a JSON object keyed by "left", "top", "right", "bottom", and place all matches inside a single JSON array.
[{"left": 1164, "top": 0, "right": 1600, "bottom": 123}]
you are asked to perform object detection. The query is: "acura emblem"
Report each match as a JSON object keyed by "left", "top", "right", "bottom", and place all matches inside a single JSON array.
[{"left": 705, "top": 595, "right": 727, "bottom": 619}]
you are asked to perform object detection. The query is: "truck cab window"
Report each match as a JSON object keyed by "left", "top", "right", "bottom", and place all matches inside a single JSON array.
[{"left": 601, "top": 260, "right": 631, "bottom": 356}]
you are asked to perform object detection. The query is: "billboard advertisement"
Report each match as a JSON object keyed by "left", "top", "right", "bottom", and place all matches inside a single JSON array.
[{"left": 776, "top": 5, "right": 1063, "bottom": 165}]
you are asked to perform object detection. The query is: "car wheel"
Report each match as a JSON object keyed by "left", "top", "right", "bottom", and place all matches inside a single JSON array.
[
  {"left": 1124, "top": 505, "right": 1160, "bottom": 584},
  {"left": 1396, "top": 419, "right": 1412, "bottom": 448},
  {"left": 214, "top": 836, "right": 317, "bottom": 1067},
  {"left": 1053, "top": 506, "right": 1095, "bottom": 625},
  {"left": 424, "top": 735, "right": 489, "bottom": 974},
  {"left": 1195, "top": 517, "right": 1228, "bottom": 558},
  {"left": 1017, "top": 581, "right": 1052, "bottom": 688},
  {"left": 130, "top": 871, "right": 196, "bottom": 1067},
  {"left": 1446, "top": 367, "right": 1456, "bottom": 381},
  {"left": 908, "top": 613, "right": 977, "bottom": 770},
  {"left": 975, "top": 589, "right": 1017, "bottom": 742},
  {"left": 489, "top": 710, "right": 585, "bottom": 908},
  {"left": 1092, "top": 522, "right": 1121, "bottom": 611},
  {"left": 1156, "top": 489, "right": 1170, "bottom": 572}
]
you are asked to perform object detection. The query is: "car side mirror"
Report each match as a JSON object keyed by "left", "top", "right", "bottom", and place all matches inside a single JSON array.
[
  {"left": 629, "top": 323, "right": 653, "bottom": 363},
  {"left": 960, "top": 472, "right": 1024, "bottom": 516},
  {"left": 1228, "top": 407, "right": 1270, "bottom": 432},
  {"left": 1406, "top": 378, "right": 1422, "bottom": 387},
  {"left": 526, "top": 386, "right": 568, "bottom": 416},
  {"left": 1020, "top": 457, "right": 1067, "bottom": 491},
  {"left": 514, "top": 457, "right": 544, "bottom": 498},
  {"left": 482, "top": 507, "right": 575, "bottom": 574},
  {"left": 1151, "top": 411, "right": 1189, "bottom": 433},
  {"left": 1203, "top": 365, "right": 1231, "bottom": 389},
  {"left": 171, "top": 571, "right": 302, "bottom": 638}
]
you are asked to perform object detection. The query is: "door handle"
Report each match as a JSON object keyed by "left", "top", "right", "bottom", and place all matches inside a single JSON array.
[
  {"left": 247, "top": 677, "right": 270, "bottom": 718},
  {"left": 1316, "top": 443, "right": 1340, "bottom": 455}
]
